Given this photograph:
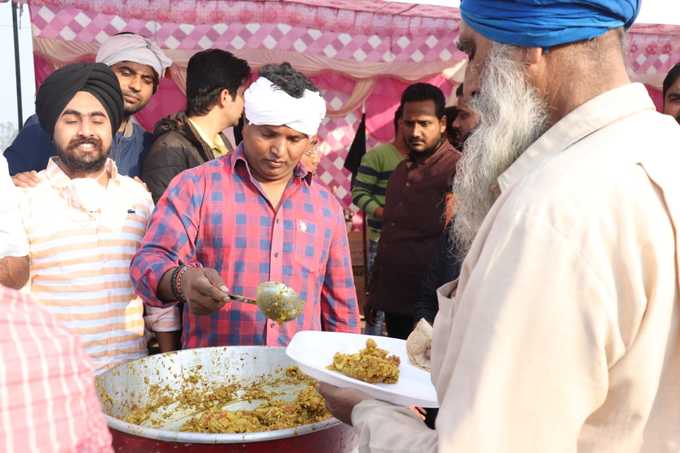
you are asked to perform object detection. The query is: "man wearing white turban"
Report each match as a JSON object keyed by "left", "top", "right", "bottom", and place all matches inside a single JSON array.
[
  {"left": 6, "top": 32, "right": 172, "bottom": 181},
  {"left": 320, "top": 0, "right": 680, "bottom": 452},
  {"left": 130, "top": 62, "right": 361, "bottom": 351}
]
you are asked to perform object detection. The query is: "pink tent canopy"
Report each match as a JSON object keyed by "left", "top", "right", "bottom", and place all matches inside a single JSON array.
[{"left": 12, "top": 0, "right": 680, "bottom": 205}]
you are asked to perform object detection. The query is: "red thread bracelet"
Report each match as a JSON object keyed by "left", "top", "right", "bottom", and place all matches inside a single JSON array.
[{"left": 173, "top": 265, "right": 191, "bottom": 304}]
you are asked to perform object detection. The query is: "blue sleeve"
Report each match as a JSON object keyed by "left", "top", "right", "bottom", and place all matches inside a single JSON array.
[{"left": 3, "top": 115, "right": 56, "bottom": 175}]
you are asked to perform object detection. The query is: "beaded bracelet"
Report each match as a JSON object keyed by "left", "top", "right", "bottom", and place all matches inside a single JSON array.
[{"left": 171, "top": 265, "right": 190, "bottom": 304}]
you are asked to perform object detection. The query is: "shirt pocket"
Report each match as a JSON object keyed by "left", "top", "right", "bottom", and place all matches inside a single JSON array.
[
  {"left": 435, "top": 279, "right": 459, "bottom": 323},
  {"left": 293, "top": 218, "right": 321, "bottom": 276}
]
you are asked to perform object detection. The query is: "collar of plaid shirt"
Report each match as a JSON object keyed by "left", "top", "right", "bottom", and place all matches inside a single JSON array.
[
  {"left": 230, "top": 144, "right": 314, "bottom": 186},
  {"left": 130, "top": 144, "right": 361, "bottom": 349}
]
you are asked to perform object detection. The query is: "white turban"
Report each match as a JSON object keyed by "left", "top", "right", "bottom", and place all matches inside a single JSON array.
[
  {"left": 96, "top": 34, "right": 172, "bottom": 79},
  {"left": 244, "top": 76, "right": 326, "bottom": 136}
]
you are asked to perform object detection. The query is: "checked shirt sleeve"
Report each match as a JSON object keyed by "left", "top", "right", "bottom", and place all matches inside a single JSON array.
[
  {"left": 320, "top": 203, "right": 361, "bottom": 333},
  {"left": 130, "top": 170, "right": 203, "bottom": 307}
]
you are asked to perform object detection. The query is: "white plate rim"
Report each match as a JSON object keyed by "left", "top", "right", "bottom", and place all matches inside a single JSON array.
[{"left": 285, "top": 331, "right": 438, "bottom": 408}]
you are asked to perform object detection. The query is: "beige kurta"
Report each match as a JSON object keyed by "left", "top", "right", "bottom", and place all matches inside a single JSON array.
[{"left": 352, "top": 83, "right": 680, "bottom": 453}]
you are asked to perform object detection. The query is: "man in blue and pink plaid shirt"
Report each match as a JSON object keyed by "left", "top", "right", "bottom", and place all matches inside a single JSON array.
[{"left": 130, "top": 63, "right": 360, "bottom": 349}]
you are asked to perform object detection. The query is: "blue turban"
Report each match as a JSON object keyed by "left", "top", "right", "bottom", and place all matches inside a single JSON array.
[{"left": 460, "top": 0, "right": 641, "bottom": 48}]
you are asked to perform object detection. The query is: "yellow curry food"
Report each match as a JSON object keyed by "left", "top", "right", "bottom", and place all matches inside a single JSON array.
[
  {"left": 328, "top": 339, "right": 400, "bottom": 384},
  {"left": 121, "top": 366, "right": 330, "bottom": 433},
  {"left": 182, "top": 384, "right": 328, "bottom": 433}
]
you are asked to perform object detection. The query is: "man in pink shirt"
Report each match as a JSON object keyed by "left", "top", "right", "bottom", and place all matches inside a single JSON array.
[{"left": 0, "top": 285, "right": 112, "bottom": 452}]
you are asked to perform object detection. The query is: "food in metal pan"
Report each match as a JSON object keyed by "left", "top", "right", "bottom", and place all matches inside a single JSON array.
[{"left": 121, "top": 366, "right": 330, "bottom": 433}]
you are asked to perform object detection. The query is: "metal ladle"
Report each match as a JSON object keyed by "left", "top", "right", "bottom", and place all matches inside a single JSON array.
[{"left": 228, "top": 281, "right": 305, "bottom": 323}]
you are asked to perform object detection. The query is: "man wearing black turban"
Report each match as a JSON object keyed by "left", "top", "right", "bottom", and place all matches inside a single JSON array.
[
  {"left": 6, "top": 33, "right": 172, "bottom": 180},
  {"left": 34, "top": 63, "right": 123, "bottom": 176},
  {"left": 36, "top": 63, "right": 124, "bottom": 138},
  {"left": 8, "top": 62, "right": 179, "bottom": 374}
]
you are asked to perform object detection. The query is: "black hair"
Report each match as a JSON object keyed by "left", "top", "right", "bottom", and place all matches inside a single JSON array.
[
  {"left": 456, "top": 83, "right": 464, "bottom": 98},
  {"left": 663, "top": 63, "right": 680, "bottom": 99},
  {"left": 259, "top": 62, "right": 318, "bottom": 98},
  {"left": 400, "top": 83, "right": 446, "bottom": 118},
  {"left": 393, "top": 106, "right": 403, "bottom": 134},
  {"left": 185, "top": 49, "right": 251, "bottom": 117},
  {"left": 444, "top": 105, "right": 459, "bottom": 130}
]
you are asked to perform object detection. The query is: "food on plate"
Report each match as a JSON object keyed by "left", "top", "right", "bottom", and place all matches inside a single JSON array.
[
  {"left": 328, "top": 338, "right": 400, "bottom": 384},
  {"left": 406, "top": 318, "right": 433, "bottom": 372}
]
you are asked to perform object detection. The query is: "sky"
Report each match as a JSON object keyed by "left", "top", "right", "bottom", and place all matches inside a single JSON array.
[{"left": 1, "top": 0, "right": 679, "bottom": 147}]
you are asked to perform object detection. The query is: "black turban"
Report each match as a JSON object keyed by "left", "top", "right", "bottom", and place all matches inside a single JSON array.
[{"left": 35, "top": 62, "right": 124, "bottom": 138}]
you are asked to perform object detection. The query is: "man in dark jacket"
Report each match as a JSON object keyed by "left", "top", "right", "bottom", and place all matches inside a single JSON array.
[
  {"left": 142, "top": 49, "right": 250, "bottom": 202},
  {"left": 367, "top": 83, "right": 461, "bottom": 340}
]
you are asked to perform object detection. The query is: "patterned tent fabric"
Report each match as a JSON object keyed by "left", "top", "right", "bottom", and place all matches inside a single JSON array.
[
  {"left": 24, "top": 0, "right": 465, "bottom": 206},
  {"left": 17, "top": 0, "right": 680, "bottom": 206}
]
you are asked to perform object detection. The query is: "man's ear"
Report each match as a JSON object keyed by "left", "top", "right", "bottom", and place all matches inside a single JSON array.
[
  {"left": 219, "top": 88, "right": 231, "bottom": 107},
  {"left": 519, "top": 46, "right": 548, "bottom": 92},
  {"left": 439, "top": 115, "right": 447, "bottom": 135},
  {"left": 520, "top": 47, "right": 543, "bottom": 66}
]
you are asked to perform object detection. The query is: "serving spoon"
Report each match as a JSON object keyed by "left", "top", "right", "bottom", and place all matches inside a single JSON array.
[{"left": 228, "top": 281, "right": 305, "bottom": 323}]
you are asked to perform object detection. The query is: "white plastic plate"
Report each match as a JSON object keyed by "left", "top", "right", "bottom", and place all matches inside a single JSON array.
[{"left": 286, "top": 331, "right": 438, "bottom": 408}]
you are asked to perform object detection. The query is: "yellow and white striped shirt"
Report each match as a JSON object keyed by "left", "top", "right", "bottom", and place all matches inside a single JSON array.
[{"left": 20, "top": 158, "right": 154, "bottom": 374}]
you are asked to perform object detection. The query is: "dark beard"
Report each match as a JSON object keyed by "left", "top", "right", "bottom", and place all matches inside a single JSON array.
[
  {"left": 409, "top": 138, "right": 443, "bottom": 161},
  {"left": 56, "top": 137, "right": 108, "bottom": 173}
]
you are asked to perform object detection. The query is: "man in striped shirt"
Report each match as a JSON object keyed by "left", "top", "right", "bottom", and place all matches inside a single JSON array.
[
  {"left": 16, "top": 63, "right": 178, "bottom": 374},
  {"left": 351, "top": 108, "right": 408, "bottom": 334},
  {"left": 0, "top": 285, "right": 113, "bottom": 452}
]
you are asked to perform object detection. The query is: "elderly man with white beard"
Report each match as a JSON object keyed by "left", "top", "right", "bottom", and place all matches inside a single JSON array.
[{"left": 319, "top": 0, "right": 680, "bottom": 452}]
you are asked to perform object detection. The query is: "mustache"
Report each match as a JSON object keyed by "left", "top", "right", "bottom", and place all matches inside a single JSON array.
[
  {"left": 67, "top": 136, "right": 103, "bottom": 152},
  {"left": 451, "top": 43, "right": 549, "bottom": 258}
]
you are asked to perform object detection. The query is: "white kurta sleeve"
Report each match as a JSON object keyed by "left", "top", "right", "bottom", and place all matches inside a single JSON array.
[
  {"left": 352, "top": 400, "right": 438, "bottom": 453},
  {"left": 0, "top": 155, "right": 29, "bottom": 258}
]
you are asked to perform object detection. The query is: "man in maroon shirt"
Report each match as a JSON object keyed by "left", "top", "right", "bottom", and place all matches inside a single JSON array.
[{"left": 367, "top": 83, "right": 461, "bottom": 339}]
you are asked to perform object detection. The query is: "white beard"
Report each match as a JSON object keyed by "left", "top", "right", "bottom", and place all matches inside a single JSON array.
[{"left": 452, "top": 43, "right": 550, "bottom": 257}]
